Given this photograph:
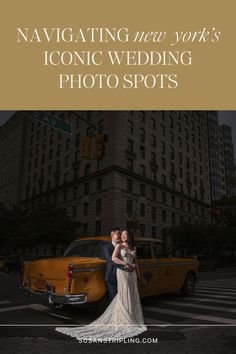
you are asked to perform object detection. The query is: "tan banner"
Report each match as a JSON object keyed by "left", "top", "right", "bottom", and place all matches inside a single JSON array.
[{"left": 0, "top": 0, "right": 235, "bottom": 109}]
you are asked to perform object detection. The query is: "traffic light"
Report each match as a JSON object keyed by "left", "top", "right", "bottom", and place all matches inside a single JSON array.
[
  {"left": 82, "top": 136, "right": 92, "bottom": 159},
  {"left": 94, "top": 133, "right": 107, "bottom": 160}
]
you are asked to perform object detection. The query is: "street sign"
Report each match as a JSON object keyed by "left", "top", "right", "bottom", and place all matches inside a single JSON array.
[{"left": 22, "top": 111, "right": 72, "bottom": 135}]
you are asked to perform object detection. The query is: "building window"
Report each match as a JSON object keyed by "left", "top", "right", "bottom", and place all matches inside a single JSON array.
[
  {"left": 150, "top": 118, "right": 156, "bottom": 129},
  {"left": 171, "top": 195, "right": 175, "bottom": 207},
  {"left": 84, "top": 182, "right": 90, "bottom": 195},
  {"left": 66, "top": 139, "right": 71, "bottom": 151},
  {"left": 172, "top": 213, "right": 176, "bottom": 225},
  {"left": 140, "top": 203, "right": 145, "bottom": 217},
  {"left": 151, "top": 152, "right": 156, "bottom": 163},
  {"left": 65, "top": 156, "right": 70, "bottom": 167},
  {"left": 82, "top": 223, "right": 88, "bottom": 236},
  {"left": 127, "top": 200, "right": 133, "bottom": 215},
  {"left": 161, "top": 157, "right": 166, "bottom": 169},
  {"left": 161, "top": 141, "right": 165, "bottom": 154},
  {"left": 162, "top": 192, "right": 166, "bottom": 204},
  {"left": 98, "top": 119, "right": 104, "bottom": 133},
  {"left": 127, "top": 139, "right": 133, "bottom": 152},
  {"left": 95, "top": 221, "right": 101, "bottom": 235},
  {"left": 57, "top": 144, "right": 61, "bottom": 156},
  {"left": 151, "top": 135, "right": 156, "bottom": 147},
  {"left": 140, "top": 145, "right": 145, "bottom": 158},
  {"left": 73, "top": 186, "right": 78, "bottom": 199},
  {"left": 151, "top": 188, "right": 156, "bottom": 200},
  {"left": 151, "top": 169, "right": 157, "bottom": 182},
  {"left": 152, "top": 226, "right": 157, "bottom": 238},
  {"left": 75, "top": 133, "right": 80, "bottom": 147},
  {"left": 161, "top": 175, "right": 166, "bottom": 186},
  {"left": 161, "top": 124, "right": 165, "bottom": 136},
  {"left": 180, "top": 199, "right": 184, "bottom": 210},
  {"left": 140, "top": 128, "right": 145, "bottom": 142},
  {"left": 140, "top": 165, "right": 145, "bottom": 177},
  {"left": 96, "top": 199, "right": 102, "bottom": 215},
  {"left": 127, "top": 120, "right": 133, "bottom": 134},
  {"left": 72, "top": 205, "right": 77, "bottom": 218},
  {"left": 139, "top": 224, "right": 145, "bottom": 237},
  {"left": 127, "top": 178, "right": 133, "bottom": 193},
  {"left": 97, "top": 178, "right": 102, "bottom": 192},
  {"left": 83, "top": 202, "right": 89, "bottom": 216},
  {"left": 162, "top": 210, "right": 167, "bottom": 223},
  {"left": 127, "top": 157, "right": 133, "bottom": 171},
  {"left": 140, "top": 183, "right": 145, "bottom": 196},
  {"left": 84, "top": 163, "right": 90, "bottom": 176},
  {"left": 151, "top": 207, "right": 156, "bottom": 223},
  {"left": 63, "top": 190, "right": 68, "bottom": 202}
]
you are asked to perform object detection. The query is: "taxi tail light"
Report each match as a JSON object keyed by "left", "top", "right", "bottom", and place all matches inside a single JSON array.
[{"left": 67, "top": 263, "right": 74, "bottom": 293}]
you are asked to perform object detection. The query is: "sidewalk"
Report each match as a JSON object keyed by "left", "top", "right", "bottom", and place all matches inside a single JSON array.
[{"left": 0, "top": 326, "right": 236, "bottom": 354}]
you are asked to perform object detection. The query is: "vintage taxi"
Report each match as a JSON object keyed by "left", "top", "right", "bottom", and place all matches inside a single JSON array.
[{"left": 21, "top": 236, "right": 199, "bottom": 307}]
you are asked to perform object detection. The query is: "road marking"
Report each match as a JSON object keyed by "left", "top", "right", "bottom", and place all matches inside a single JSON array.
[
  {"left": 0, "top": 303, "right": 49, "bottom": 313},
  {"left": 143, "top": 306, "right": 236, "bottom": 324},
  {"left": 143, "top": 317, "right": 170, "bottom": 325},
  {"left": 49, "top": 313, "right": 71, "bottom": 320},
  {"left": 199, "top": 285, "right": 236, "bottom": 290},
  {"left": 184, "top": 297, "right": 236, "bottom": 306},
  {"left": 197, "top": 283, "right": 236, "bottom": 289},
  {"left": 195, "top": 288, "right": 236, "bottom": 295},
  {"left": 195, "top": 291, "right": 236, "bottom": 300},
  {"left": 0, "top": 301, "right": 11, "bottom": 305},
  {"left": 154, "top": 300, "right": 236, "bottom": 313}
]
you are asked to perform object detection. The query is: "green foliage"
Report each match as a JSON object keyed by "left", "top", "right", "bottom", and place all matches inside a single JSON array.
[{"left": 0, "top": 204, "right": 79, "bottom": 254}]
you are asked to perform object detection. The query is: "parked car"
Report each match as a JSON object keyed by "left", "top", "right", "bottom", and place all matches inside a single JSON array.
[
  {"left": 22, "top": 236, "right": 199, "bottom": 308},
  {"left": 0, "top": 256, "right": 5, "bottom": 272},
  {"left": 186, "top": 255, "right": 216, "bottom": 271},
  {"left": 4, "top": 254, "right": 44, "bottom": 273}
]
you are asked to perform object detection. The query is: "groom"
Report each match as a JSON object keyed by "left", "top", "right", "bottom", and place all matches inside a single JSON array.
[{"left": 104, "top": 228, "right": 133, "bottom": 301}]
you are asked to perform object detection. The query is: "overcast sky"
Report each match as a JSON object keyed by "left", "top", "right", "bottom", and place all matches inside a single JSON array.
[{"left": 0, "top": 111, "right": 235, "bottom": 157}]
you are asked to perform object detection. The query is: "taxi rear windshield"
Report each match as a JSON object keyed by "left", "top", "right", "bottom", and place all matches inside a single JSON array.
[{"left": 63, "top": 240, "right": 109, "bottom": 259}]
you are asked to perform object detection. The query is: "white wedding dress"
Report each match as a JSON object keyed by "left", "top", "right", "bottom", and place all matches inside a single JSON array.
[{"left": 55, "top": 246, "right": 147, "bottom": 341}]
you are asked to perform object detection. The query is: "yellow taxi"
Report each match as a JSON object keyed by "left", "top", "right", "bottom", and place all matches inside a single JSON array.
[{"left": 22, "top": 236, "right": 199, "bottom": 307}]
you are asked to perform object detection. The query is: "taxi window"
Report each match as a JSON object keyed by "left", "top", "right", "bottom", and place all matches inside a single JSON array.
[
  {"left": 64, "top": 240, "right": 109, "bottom": 259},
  {"left": 153, "top": 243, "right": 165, "bottom": 257},
  {"left": 136, "top": 242, "right": 151, "bottom": 259}
]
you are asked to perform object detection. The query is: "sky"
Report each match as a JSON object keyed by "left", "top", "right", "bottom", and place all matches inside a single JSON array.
[{"left": 0, "top": 111, "right": 235, "bottom": 156}]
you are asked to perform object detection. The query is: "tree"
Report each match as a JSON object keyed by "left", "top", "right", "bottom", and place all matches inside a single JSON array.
[{"left": 24, "top": 205, "right": 79, "bottom": 255}]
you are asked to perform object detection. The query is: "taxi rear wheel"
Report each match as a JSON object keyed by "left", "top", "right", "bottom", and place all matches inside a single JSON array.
[{"left": 181, "top": 273, "right": 196, "bottom": 297}]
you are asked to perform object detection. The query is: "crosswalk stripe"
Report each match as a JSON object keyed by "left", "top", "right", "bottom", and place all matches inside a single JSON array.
[
  {"left": 199, "top": 283, "right": 236, "bottom": 288},
  {"left": 200, "top": 281, "right": 236, "bottom": 285},
  {"left": 0, "top": 301, "right": 11, "bottom": 305},
  {"left": 143, "top": 306, "right": 236, "bottom": 324},
  {"left": 185, "top": 297, "right": 236, "bottom": 306},
  {"left": 195, "top": 288, "right": 236, "bottom": 295},
  {"left": 154, "top": 300, "right": 236, "bottom": 313},
  {"left": 143, "top": 317, "right": 170, "bottom": 325},
  {"left": 0, "top": 303, "right": 49, "bottom": 313},
  {"left": 195, "top": 291, "right": 236, "bottom": 300},
  {"left": 197, "top": 285, "right": 236, "bottom": 291}
]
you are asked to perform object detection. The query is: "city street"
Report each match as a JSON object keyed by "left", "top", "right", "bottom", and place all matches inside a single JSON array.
[{"left": 0, "top": 267, "right": 236, "bottom": 353}]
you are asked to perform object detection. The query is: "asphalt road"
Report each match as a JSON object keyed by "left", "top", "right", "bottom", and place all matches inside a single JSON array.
[{"left": 0, "top": 267, "right": 236, "bottom": 353}]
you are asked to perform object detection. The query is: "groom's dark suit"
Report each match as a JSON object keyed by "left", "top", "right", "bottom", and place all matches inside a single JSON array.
[{"left": 104, "top": 242, "right": 124, "bottom": 301}]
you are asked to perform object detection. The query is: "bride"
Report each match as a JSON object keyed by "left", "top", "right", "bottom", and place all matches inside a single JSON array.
[{"left": 55, "top": 230, "right": 147, "bottom": 341}]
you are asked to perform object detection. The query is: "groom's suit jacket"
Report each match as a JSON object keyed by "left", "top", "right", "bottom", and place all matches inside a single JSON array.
[{"left": 104, "top": 243, "right": 124, "bottom": 284}]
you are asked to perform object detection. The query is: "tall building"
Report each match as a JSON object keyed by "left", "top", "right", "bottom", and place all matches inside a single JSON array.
[
  {"left": 19, "top": 111, "right": 211, "bottom": 239},
  {"left": 208, "top": 113, "right": 236, "bottom": 202},
  {"left": 0, "top": 113, "right": 26, "bottom": 209},
  {"left": 220, "top": 125, "right": 235, "bottom": 198}
]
